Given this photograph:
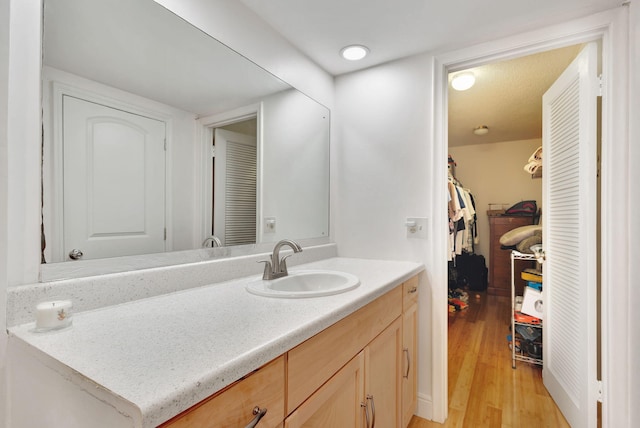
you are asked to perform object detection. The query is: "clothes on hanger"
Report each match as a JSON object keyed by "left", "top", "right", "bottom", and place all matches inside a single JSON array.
[{"left": 447, "top": 157, "right": 478, "bottom": 261}]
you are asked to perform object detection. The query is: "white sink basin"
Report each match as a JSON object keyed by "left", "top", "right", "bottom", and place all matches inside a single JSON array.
[{"left": 245, "top": 270, "right": 360, "bottom": 298}]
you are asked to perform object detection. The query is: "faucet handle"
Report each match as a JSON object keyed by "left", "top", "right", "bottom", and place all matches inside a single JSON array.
[
  {"left": 258, "top": 259, "right": 274, "bottom": 280},
  {"left": 278, "top": 254, "right": 293, "bottom": 276}
]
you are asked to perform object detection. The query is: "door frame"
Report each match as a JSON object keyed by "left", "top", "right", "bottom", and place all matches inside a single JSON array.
[
  {"left": 195, "top": 103, "right": 263, "bottom": 246},
  {"left": 430, "top": 7, "right": 629, "bottom": 425},
  {"left": 42, "top": 71, "right": 174, "bottom": 263}
]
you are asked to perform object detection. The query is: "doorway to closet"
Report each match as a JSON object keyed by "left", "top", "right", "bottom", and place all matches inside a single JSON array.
[
  {"left": 203, "top": 117, "right": 259, "bottom": 248},
  {"left": 445, "top": 42, "right": 601, "bottom": 427}
]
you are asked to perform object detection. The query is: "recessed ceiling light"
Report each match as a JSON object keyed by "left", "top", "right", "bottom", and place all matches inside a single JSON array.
[
  {"left": 340, "top": 45, "right": 369, "bottom": 61},
  {"left": 451, "top": 72, "right": 476, "bottom": 91}
]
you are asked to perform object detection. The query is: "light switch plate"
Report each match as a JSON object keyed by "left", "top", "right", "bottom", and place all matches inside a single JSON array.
[
  {"left": 264, "top": 217, "right": 276, "bottom": 233},
  {"left": 406, "top": 217, "right": 427, "bottom": 239}
]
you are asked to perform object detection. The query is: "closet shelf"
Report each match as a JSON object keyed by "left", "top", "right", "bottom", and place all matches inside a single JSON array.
[{"left": 510, "top": 250, "right": 543, "bottom": 369}]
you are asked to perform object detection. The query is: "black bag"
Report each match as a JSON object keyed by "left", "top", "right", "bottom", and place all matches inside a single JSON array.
[{"left": 455, "top": 253, "right": 488, "bottom": 291}]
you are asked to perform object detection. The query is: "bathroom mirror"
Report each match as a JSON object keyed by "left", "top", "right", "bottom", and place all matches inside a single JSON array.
[{"left": 40, "top": 0, "right": 329, "bottom": 276}]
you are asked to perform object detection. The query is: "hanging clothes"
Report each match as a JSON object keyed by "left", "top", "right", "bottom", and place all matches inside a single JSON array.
[{"left": 447, "top": 166, "right": 478, "bottom": 261}]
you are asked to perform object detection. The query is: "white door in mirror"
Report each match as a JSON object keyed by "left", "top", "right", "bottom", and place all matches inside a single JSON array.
[
  {"left": 246, "top": 270, "right": 360, "bottom": 298},
  {"left": 63, "top": 96, "right": 166, "bottom": 260}
]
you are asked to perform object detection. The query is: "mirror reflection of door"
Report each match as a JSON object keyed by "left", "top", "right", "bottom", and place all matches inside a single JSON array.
[
  {"left": 212, "top": 123, "right": 257, "bottom": 246},
  {"left": 62, "top": 95, "right": 167, "bottom": 260}
]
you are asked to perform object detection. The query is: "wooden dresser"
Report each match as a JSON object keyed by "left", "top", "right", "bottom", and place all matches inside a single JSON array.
[{"left": 487, "top": 214, "right": 536, "bottom": 296}]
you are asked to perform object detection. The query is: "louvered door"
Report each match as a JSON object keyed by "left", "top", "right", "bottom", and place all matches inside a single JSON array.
[
  {"left": 213, "top": 129, "right": 257, "bottom": 246},
  {"left": 542, "top": 42, "right": 598, "bottom": 427}
]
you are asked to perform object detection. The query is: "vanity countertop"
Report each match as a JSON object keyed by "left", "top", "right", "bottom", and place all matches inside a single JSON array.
[{"left": 8, "top": 257, "right": 423, "bottom": 427}]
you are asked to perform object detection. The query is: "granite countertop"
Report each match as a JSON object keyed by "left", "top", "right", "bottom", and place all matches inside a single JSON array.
[{"left": 8, "top": 257, "right": 423, "bottom": 427}]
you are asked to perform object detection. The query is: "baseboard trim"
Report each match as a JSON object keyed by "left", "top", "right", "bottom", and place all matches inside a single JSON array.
[{"left": 416, "top": 392, "right": 434, "bottom": 421}]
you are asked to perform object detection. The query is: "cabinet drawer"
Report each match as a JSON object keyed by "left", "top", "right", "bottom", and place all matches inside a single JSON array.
[
  {"left": 402, "top": 276, "right": 419, "bottom": 310},
  {"left": 285, "top": 352, "right": 365, "bottom": 428},
  {"left": 287, "top": 286, "right": 402, "bottom": 414},
  {"left": 161, "top": 356, "right": 285, "bottom": 428}
]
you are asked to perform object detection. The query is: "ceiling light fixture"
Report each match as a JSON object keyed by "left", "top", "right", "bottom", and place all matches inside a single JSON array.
[
  {"left": 340, "top": 45, "right": 369, "bottom": 61},
  {"left": 451, "top": 72, "right": 476, "bottom": 91},
  {"left": 473, "top": 125, "right": 489, "bottom": 136}
]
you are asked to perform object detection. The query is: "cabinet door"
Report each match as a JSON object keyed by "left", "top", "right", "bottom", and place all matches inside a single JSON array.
[
  {"left": 285, "top": 352, "right": 365, "bottom": 428},
  {"left": 161, "top": 356, "right": 284, "bottom": 428},
  {"left": 402, "top": 302, "right": 418, "bottom": 428},
  {"left": 365, "top": 317, "right": 402, "bottom": 428},
  {"left": 287, "top": 287, "right": 402, "bottom": 414}
]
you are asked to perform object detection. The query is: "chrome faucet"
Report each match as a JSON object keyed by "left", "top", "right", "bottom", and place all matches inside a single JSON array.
[
  {"left": 261, "top": 239, "right": 303, "bottom": 280},
  {"left": 202, "top": 235, "right": 222, "bottom": 248}
]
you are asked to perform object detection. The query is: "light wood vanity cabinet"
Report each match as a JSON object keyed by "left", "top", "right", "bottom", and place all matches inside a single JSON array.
[
  {"left": 286, "top": 285, "right": 403, "bottom": 414},
  {"left": 363, "top": 316, "right": 403, "bottom": 427},
  {"left": 161, "top": 275, "right": 419, "bottom": 428},
  {"left": 401, "top": 277, "right": 419, "bottom": 428},
  {"left": 285, "top": 351, "right": 366, "bottom": 427},
  {"left": 286, "top": 317, "right": 403, "bottom": 428}
]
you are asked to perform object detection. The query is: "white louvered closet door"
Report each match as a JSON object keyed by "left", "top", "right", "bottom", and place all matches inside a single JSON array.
[
  {"left": 213, "top": 129, "right": 257, "bottom": 246},
  {"left": 542, "top": 42, "right": 598, "bottom": 427}
]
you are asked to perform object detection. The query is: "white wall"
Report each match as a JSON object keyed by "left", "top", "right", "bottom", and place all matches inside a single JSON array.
[
  {"left": 0, "top": 0, "right": 10, "bottom": 424},
  {"left": 449, "top": 139, "right": 543, "bottom": 267},
  {"left": 334, "top": 53, "right": 436, "bottom": 416},
  {"left": 628, "top": 1, "right": 640, "bottom": 425},
  {"left": 261, "top": 89, "right": 330, "bottom": 243},
  {"left": 4, "top": 0, "right": 42, "bottom": 424}
]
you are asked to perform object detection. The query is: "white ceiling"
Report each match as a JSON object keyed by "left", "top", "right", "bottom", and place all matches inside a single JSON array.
[
  {"left": 46, "top": 0, "right": 619, "bottom": 147},
  {"left": 44, "top": 0, "right": 291, "bottom": 117},
  {"left": 239, "top": 0, "right": 617, "bottom": 147},
  {"left": 448, "top": 44, "right": 584, "bottom": 147},
  {"left": 239, "top": 0, "right": 619, "bottom": 76}
]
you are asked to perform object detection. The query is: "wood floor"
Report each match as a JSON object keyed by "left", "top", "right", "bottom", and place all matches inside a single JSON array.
[{"left": 408, "top": 291, "right": 569, "bottom": 428}]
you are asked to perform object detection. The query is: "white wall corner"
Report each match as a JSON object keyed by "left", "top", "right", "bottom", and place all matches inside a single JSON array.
[
  {"left": 152, "top": 0, "right": 334, "bottom": 109},
  {"left": 7, "top": 0, "right": 41, "bottom": 286}
]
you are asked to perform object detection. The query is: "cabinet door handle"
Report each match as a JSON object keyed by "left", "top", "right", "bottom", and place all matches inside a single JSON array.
[
  {"left": 367, "top": 395, "right": 376, "bottom": 428},
  {"left": 244, "top": 406, "right": 267, "bottom": 428},
  {"left": 408, "top": 286, "right": 417, "bottom": 294},
  {"left": 361, "top": 401, "right": 371, "bottom": 428},
  {"left": 403, "top": 347, "right": 410, "bottom": 379}
]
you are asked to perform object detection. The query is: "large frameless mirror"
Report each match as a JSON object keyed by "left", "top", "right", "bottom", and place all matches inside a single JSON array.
[{"left": 40, "top": 0, "right": 329, "bottom": 279}]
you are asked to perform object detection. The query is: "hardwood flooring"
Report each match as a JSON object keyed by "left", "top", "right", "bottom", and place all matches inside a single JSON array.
[{"left": 408, "top": 291, "right": 569, "bottom": 428}]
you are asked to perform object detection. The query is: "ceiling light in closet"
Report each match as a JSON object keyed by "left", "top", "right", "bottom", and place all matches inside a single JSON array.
[
  {"left": 340, "top": 45, "right": 369, "bottom": 61},
  {"left": 451, "top": 72, "right": 476, "bottom": 91},
  {"left": 473, "top": 125, "right": 489, "bottom": 136}
]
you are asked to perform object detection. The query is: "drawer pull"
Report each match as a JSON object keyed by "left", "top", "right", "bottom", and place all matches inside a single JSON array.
[
  {"left": 361, "top": 401, "right": 370, "bottom": 428},
  {"left": 367, "top": 394, "right": 376, "bottom": 428},
  {"left": 408, "top": 286, "right": 417, "bottom": 294},
  {"left": 244, "top": 406, "right": 267, "bottom": 428},
  {"left": 403, "top": 348, "right": 410, "bottom": 378}
]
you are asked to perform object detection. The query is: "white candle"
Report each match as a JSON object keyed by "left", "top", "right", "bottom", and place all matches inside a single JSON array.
[{"left": 36, "top": 300, "right": 73, "bottom": 330}]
